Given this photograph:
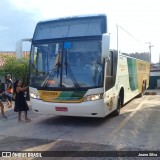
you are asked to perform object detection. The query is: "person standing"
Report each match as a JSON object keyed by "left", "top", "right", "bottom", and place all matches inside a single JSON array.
[
  {"left": 0, "top": 99, "right": 7, "bottom": 119},
  {"left": 5, "top": 74, "right": 13, "bottom": 108},
  {"left": 14, "top": 80, "right": 31, "bottom": 122},
  {"left": 0, "top": 79, "right": 7, "bottom": 118}
]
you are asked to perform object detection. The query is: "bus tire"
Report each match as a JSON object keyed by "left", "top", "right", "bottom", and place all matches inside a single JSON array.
[
  {"left": 112, "top": 93, "right": 123, "bottom": 116},
  {"left": 137, "top": 84, "right": 145, "bottom": 98}
]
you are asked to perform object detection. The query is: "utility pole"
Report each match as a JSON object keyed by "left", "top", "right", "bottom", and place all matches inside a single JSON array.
[
  {"left": 146, "top": 42, "right": 154, "bottom": 62},
  {"left": 159, "top": 54, "right": 160, "bottom": 70}
]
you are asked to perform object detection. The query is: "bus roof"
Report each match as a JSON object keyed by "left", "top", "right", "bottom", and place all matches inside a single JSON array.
[
  {"left": 38, "top": 14, "right": 107, "bottom": 24},
  {"left": 33, "top": 14, "right": 107, "bottom": 41}
]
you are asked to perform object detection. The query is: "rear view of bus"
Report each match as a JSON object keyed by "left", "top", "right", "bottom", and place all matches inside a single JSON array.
[{"left": 29, "top": 15, "right": 109, "bottom": 117}]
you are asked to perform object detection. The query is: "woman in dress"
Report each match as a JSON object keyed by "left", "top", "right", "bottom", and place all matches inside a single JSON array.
[{"left": 14, "top": 80, "right": 31, "bottom": 122}]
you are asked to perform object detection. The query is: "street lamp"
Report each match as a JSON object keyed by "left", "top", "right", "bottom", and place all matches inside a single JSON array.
[{"left": 145, "top": 42, "right": 154, "bottom": 62}]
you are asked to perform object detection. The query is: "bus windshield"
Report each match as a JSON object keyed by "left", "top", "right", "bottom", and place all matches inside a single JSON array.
[{"left": 30, "top": 39, "right": 103, "bottom": 89}]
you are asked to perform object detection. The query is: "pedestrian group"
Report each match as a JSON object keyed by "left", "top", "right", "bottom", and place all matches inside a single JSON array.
[{"left": 0, "top": 74, "right": 31, "bottom": 122}]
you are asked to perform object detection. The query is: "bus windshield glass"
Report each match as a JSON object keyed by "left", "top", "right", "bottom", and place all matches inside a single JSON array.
[{"left": 30, "top": 39, "right": 103, "bottom": 89}]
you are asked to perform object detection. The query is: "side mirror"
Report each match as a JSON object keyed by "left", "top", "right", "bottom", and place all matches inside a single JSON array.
[
  {"left": 102, "top": 33, "right": 110, "bottom": 61},
  {"left": 16, "top": 38, "right": 32, "bottom": 59},
  {"left": 16, "top": 40, "right": 22, "bottom": 59}
]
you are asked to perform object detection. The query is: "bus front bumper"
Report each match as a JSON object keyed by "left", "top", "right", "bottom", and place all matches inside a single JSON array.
[{"left": 30, "top": 98, "right": 105, "bottom": 117}]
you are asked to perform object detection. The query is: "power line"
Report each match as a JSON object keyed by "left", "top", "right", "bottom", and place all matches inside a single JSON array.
[{"left": 117, "top": 24, "right": 144, "bottom": 44}]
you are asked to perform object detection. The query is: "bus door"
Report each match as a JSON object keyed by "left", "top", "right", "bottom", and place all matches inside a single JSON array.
[{"left": 104, "top": 50, "right": 118, "bottom": 111}]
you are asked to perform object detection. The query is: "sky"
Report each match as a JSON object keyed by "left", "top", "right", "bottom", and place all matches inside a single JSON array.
[{"left": 0, "top": 0, "right": 160, "bottom": 63}]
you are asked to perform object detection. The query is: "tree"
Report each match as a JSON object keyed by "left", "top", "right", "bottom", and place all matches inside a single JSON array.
[{"left": 0, "top": 54, "right": 29, "bottom": 86}]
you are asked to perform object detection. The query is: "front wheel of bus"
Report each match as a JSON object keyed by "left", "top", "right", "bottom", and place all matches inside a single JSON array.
[{"left": 112, "top": 94, "right": 123, "bottom": 116}]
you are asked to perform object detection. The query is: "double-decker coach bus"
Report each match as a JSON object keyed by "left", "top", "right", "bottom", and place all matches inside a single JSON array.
[{"left": 17, "top": 14, "right": 150, "bottom": 117}]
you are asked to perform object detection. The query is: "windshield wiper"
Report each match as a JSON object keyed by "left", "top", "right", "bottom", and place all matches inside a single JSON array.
[
  {"left": 42, "top": 54, "right": 61, "bottom": 87},
  {"left": 64, "top": 50, "right": 80, "bottom": 88},
  {"left": 64, "top": 50, "right": 68, "bottom": 76}
]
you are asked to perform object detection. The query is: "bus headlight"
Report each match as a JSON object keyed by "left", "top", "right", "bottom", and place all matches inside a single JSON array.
[
  {"left": 84, "top": 93, "right": 103, "bottom": 102},
  {"left": 30, "top": 92, "right": 41, "bottom": 99}
]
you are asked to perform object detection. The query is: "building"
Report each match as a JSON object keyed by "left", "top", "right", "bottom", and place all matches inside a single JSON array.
[
  {"left": 149, "top": 63, "right": 160, "bottom": 89},
  {"left": 0, "top": 51, "right": 29, "bottom": 67}
]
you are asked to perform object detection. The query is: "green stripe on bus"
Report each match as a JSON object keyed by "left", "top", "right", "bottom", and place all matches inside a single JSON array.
[
  {"left": 56, "top": 91, "right": 86, "bottom": 101},
  {"left": 127, "top": 58, "right": 138, "bottom": 91}
]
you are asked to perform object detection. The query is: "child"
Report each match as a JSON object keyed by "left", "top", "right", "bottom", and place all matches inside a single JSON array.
[{"left": 14, "top": 80, "right": 31, "bottom": 122}]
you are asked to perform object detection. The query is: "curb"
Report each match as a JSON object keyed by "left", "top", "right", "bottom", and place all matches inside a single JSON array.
[{"left": 144, "top": 92, "right": 157, "bottom": 95}]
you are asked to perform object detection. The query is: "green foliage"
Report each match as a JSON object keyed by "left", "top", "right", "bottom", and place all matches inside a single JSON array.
[{"left": 0, "top": 55, "right": 29, "bottom": 86}]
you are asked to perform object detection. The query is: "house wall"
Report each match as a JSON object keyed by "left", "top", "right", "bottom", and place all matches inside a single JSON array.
[{"left": 149, "top": 71, "right": 160, "bottom": 89}]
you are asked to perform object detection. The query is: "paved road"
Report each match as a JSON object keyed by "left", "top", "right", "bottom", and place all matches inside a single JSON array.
[{"left": 0, "top": 95, "right": 160, "bottom": 159}]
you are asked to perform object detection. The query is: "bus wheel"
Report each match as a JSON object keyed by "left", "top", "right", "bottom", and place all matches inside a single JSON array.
[
  {"left": 112, "top": 94, "right": 123, "bottom": 116},
  {"left": 137, "top": 84, "right": 145, "bottom": 98}
]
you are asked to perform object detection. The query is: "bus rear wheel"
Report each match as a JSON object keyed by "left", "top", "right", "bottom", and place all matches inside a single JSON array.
[{"left": 137, "top": 84, "right": 145, "bottom": 98}]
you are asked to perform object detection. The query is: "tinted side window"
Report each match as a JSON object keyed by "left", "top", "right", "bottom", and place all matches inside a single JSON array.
[{"left": 105, "top": 51, "right": 118, "bottom": 90}]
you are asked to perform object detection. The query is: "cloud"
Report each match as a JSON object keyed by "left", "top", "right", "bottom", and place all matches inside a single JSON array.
[
  {"left": 0, "top": 0, "right": 110, "bottom": 51},
  {"left": 1, "top": 0, "right": 160, "bottom": 62},
  {"left": 0, "top": 25, "right": 9, "bottom": 31},
  {"left": 0, "top": 0, "right": 38, "bottom": 51}
]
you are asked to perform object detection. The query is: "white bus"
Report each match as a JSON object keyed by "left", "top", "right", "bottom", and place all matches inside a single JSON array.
[{"left": 19, "top": 14, "right": 150, "bottom": 117}]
